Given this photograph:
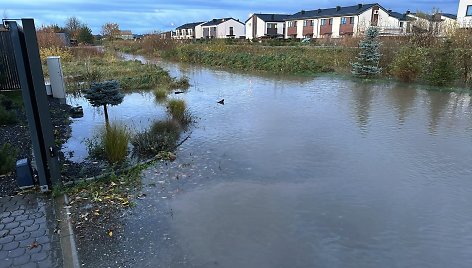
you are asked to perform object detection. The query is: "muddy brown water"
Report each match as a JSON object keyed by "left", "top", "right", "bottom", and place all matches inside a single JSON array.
[{"left": 68, "top": 55, "right": 472, "bottom": 268}]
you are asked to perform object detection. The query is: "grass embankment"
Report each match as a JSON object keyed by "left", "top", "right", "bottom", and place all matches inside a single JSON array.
[
  {"left": 111, "top": 40, "right": 355, "bottom": 75},
  {"left": 40, "top": 47, "right": 181, "bottom": 92}
]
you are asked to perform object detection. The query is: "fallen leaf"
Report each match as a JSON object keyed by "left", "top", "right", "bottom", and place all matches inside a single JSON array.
[
  {"left": 29, "top": 241, "right": 39, "bottom": 249},
  {"left": 108, "top": 230, "right": 113, "bottom": 237}
]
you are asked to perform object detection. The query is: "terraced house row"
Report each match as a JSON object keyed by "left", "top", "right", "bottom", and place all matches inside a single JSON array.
[{"left": 172, "top": 2, "right": 461, "bottom": 40}]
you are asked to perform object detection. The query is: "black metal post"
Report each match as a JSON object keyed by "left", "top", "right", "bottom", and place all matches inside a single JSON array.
[{"left": 6, "top": 19, "right": 61, "bottom": 191}]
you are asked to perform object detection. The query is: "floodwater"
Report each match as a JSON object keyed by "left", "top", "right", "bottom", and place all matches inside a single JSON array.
[{"left": 76, "top": 55, "right": 472, "bottom": 267}]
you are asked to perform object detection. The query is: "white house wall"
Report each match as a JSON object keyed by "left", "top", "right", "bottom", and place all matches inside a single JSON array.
[
  {"left": 216, "top": 20, "right": 245, "bottom": 38},
  {"left": 257, "top": 17, "right": 265, "bottom": 37},
  {"left": 195, "top": 24, "right": 204, "bottom": 39},
  {"left": 458, "top": 0, "right": 472, "bottom": 27}
]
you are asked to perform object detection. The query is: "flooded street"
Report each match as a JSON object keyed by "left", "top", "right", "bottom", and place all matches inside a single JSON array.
[{"left": 77, "top": 56, "right": 472, "bottom": 267}]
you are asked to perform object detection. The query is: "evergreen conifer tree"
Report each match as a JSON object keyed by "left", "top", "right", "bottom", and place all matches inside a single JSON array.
[
  {"left": 84, "top": 80, "right": 124, "bottom": 125},
  {"left": 352, "top": 27, "right": 382, "bottom": 78}
]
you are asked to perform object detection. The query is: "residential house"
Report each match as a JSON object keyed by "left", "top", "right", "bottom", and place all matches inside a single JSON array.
[
  {"left": 284, "top": 3, "right": 394, "bottom": 39},
  {"left": 174, "top": 22, "right": 205, "bottom": 39},
  {"left": 159, "top": 31, "right": 173, "bottom": 39},
  {"left": 407, "top": 12, "right": 457, "bottom": 35},
  {"left": 457, "top": 0, "right": 472, "bottom": 27},
  {"left": 245, "top": 13, "right": 290, "bottom": 39},
  {"left": 383, "top": 10, "right": 414, "bottom": 35},
  {"left": 119, "top": 30, "right": 134, "bottom": 40},
  {"left": 200, "top": 18, "right": 245, "bottom": 39}
]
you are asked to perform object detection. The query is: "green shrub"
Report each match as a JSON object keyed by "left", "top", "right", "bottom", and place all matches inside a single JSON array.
[
  {"left": 102, "top": 123, "right": 130, "bottom": 164},
  {"left": 0, "top": 143, "right": 16, "bottom": 175},
  {"left": 391, "top": 46, "right": 426, "bottom": 82},
  {"left": 132, "top": 120, "right": 181, "bottom": 158},
  {"left": 0, "top": 94, "right": 17, "bottom": 125},
  {"left": 426, "top": 40, "right": 457, "bottom": 86}
]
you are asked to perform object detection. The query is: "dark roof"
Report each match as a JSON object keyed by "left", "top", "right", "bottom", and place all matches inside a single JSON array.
[
  {"left": 253, "top": 13, "right": 290, "bottom": 22},
  {"left": 442, "top": 13, "right": 457, "bottom": 19},
  {"left": 201, "top": 18, "right": 243, "bottom": 26},
  {"left": 388, "top": 11, "right": 414, "bottom": 21},
  {"left": 286, "top": 3, "right": 381, "bottom": 20},
  {"left": 409, "top": 12, "right": 456, "bottom": 21},
  {"left": 176, "top": 21, "right": 205, "bottom": 30}
]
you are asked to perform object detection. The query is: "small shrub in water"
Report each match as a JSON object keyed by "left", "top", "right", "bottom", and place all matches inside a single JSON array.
[
  {"left": 98, "top": 123, "right": 130, "bottom": 164},
  {"left": 0, "top": 143, "right": 17, "bottom": 175},
  {"left": 167, "top": 99, "right": 192, "bottom": 124},
  {"left": 154, "top": 87, "right": 168, "bottom": 102},
  {"left": 132, "top": 120, "right": 181, "bottom": 158}
]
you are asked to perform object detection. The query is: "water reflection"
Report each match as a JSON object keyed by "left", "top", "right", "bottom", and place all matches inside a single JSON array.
[
  {"left": 388, "top": 84, "right": 417, "bottom": 124},
  {"left": 350, "top": 83, "right": 375, "bottom": 133},
  {"left": 426, "top": 91, "right": 451, "bottom": 134}
]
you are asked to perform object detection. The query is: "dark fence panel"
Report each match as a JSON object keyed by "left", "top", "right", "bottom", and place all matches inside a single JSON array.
[{"left": 0, "top": 30, "right": 21, "bottom": 90}]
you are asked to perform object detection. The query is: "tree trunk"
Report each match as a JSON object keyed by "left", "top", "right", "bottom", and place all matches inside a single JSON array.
[{"left": 103, "top": 104, "right": 109, "bottom": 127}]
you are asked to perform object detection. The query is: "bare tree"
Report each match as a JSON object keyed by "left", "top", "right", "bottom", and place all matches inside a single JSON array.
[
  {"left": 101, "top": 22, "right": 120, "bottom": 40},
  {"left": 65, "top": 16, "right": 82, "bottom": 39}
]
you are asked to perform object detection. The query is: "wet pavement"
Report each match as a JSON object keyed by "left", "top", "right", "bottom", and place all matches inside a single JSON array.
[{"left": 0, "top": 194, "right": 62, "bottom": 268}]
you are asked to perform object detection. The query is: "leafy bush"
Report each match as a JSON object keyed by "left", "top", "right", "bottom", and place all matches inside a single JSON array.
[
  {"left": 391, "top": 46, "right": 426, "bottom": 82},
  {"left": 102, "top": 123, "right": 130, "bottom": 164},
  {"left": 39, "top": 47, "right": 73, "bottom": 64},
  {"left": 132, "top": 120, "right": 181, "bottom": 158},
  {"left": 0, "top": 143, "right": 16, "bottom": 175}
]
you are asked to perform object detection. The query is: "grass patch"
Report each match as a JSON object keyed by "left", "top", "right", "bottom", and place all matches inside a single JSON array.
[
  {"left": 167, "top": 99, "right": 192, "bottom": 125},
  {"left": 86, "top": 123, "right": 130, "bottom": 164},
  {"left": 154, "top": 87, "right": 168, "bottom": 102},
  {"left": 132, "top": 119, "right": 181, "bottom": 158},
  {"left": 0, "top": 143, "right": 17, "bottom": 175}
]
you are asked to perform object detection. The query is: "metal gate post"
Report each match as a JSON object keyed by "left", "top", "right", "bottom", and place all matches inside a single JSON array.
[{"left": 6, "top": 19, "right": 61, "bottom": 191}]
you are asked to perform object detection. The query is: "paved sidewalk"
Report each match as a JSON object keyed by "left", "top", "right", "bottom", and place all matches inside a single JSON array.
[{"left": 0, "top": 194, "right": 62, "bottom": 268}]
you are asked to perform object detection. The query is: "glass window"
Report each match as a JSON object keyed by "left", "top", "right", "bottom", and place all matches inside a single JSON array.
[
  {"left": 350, "top": 17, "right": 355, "bottom": 24},
  {"left": 400, "top": 22, "right": 404, "bottom": 27},
  {"left": 467, "top": 5, "right": 472, "bottom": 16},
  {"left": 303, "top": 20, "right": 308, "bottom": 27},
  {"left": 341, "top": 17, "right": 347, "bottom": 24},
  {"left": 310, "top": 20, "right": 314, "bottom": 26},
  {"left": 329, "top": 19, "right": 333, "bottom": 25},
  {"left": 321, "top": 19, "right": 327, "bottom": 26}
]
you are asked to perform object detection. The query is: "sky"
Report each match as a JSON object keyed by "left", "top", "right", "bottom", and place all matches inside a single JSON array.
[{"left": 0, "top": 0, "right": 460, "bottom": 34}]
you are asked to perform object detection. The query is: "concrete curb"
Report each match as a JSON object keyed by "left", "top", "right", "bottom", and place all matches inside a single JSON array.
[{"left": 55, "top": 194, "right": 80, "bottom": 268}]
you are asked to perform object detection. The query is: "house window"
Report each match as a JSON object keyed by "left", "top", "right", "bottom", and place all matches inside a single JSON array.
[
  {"left": 303, "top": 20, "right": 308, "bottom": 27},
  {"left": 321, "top": 19, "right": 327, "bottom": 26},
  {"left": 341, "top": 17, "right": 347, "bottom": 24},
  {"left": 267, "top": 23, "right": 277, "bottom": 29},
  {"left": 310, "top": 20, "right": 314, "bottom": 26},
  {"left": 229, "top": 27, "right": 234, "bottom": 36},
  {"left": 400, "top": 22, "right": 404, "bottom": 27},
  {"left": 329, "top": 19, "right": 333, "bottom": 25},
  {"left": 349, "top": 17, "right": 355, "bottom": 24},
  {"left": 467, "top": 5, "right": 472, "bottom": 16}
]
